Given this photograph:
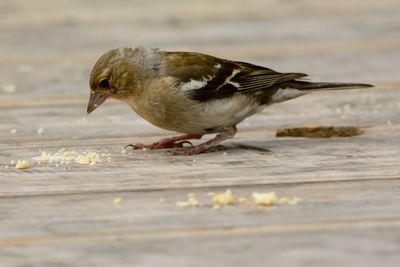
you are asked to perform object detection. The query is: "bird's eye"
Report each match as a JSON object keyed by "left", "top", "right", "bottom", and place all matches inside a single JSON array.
[{"left": 98, "top": 79, "right": 110, "bottom": 88}]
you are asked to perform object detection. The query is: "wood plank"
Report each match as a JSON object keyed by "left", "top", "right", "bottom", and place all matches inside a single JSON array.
[
  {"left": 1, "top": 0, "right": 399, "bottom": 29},
  {"left": 1, "top": 179, "right": 400, "bottom": 242},
  {"left": 1, "top": 86, "right": 399, "bottom": 197},
  {"left": 1, "top": 132, "right": 399, "bottom": 196},
  {"left": 3, "top": 226, "right": 400, "bottom": 267},
  {"left": 1, "top": 38, "right": 400, "bottom": 66},
  {"left": 0, "top": 180, "right": 399, "bottom": 266},
  {"left": 1, "top": 226, "right": 400, "bottom": 267},
  {"left": 1, "top": 1, "right": 399, "bottom": 65}
]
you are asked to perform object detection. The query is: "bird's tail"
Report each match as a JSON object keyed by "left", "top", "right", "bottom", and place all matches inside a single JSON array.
[{"left": 287, "top": 80, "right": 373, "bottom": 91}]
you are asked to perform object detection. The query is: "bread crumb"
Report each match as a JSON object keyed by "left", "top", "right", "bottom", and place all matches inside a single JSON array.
[
  {"left": 64, "top": 150, "right": 78, "bottom": 161},
  {"left": 113, "top": 197, "right": 122, "bottom": 206},
  {"left": 15, "top": 160, "right": 30, "bottom": 169},
  {"left": 278, "top": 197, "right": 290, "bottom": 204},
  {"left": 279, "top": 196, "right": 301, "bottom": 205},
  {"left": 75, "top": 152, "right": 101, "bottom": 165},
  {"left": 176, "top": 193, "right": 200, "bottom": 207},
  {"left": 37, "top": 127, "right": 44, "bottom": 135},
  {"left": 238, "top": 196, "right": 248, "bottom": 204},
  {"left": 288, "top": 197, "right": 301, "bottom": 205},
  {"left": 252, "top": 192, "right": 277, "bottom": 206},
  {"left": 222, "top": 152, "right": 228, "bottom": 156},
  {"left": 212, "top": 189, "right": 235, "bottom": 205},
  {"left": 159, "top": 198, "right": 165, "bottom": 203},
  {"left": 10, "top": 129, "right": 17, "bottom": 134},
  {"left": 1, "top": 84, "right": 16, "bottom": 94}
]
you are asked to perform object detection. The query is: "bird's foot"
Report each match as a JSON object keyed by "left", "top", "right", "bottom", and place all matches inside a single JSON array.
[
  {"left": 168, "top": 126, "right": 237, "bottom": 156},
  {"left": 125, "top": 140, "right": 194, "bottom": 150},
  {"left": 125, "top": 134, "right": 202, "bottom": 151}
]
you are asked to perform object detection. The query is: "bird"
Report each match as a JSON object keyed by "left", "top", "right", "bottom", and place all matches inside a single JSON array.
[{"left": 87, "top": 46, "right": 373, "bottom": 155}]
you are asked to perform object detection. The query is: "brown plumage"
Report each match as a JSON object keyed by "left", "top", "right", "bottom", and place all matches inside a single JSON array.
[{"left": 87, "top": 46, "right": 373, "bottom": 155}]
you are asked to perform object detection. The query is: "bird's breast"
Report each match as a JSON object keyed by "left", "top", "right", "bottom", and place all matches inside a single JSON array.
[{"left": 125, "top": 90, "right": 263, "bottom": 134}]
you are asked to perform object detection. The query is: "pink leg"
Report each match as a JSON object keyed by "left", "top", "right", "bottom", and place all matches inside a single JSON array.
[
  {"left": 126, "top": 133, "right": 203, "bottom": 150},
  {"left": 172, "top": 126, "right": 237, "bottom": 156}
]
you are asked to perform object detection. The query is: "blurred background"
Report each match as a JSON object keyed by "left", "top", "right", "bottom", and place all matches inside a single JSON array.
[{"left": 1, "top": 0, "right": 399, "bottom": 96}]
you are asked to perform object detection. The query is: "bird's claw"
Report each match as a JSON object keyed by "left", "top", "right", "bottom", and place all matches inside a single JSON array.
[{"left": 124, "top": 140, "right": 193, "bottom": 151}]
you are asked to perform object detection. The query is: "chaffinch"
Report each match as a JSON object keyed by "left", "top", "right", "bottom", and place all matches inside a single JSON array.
[{"left": 87, "top": 46, "right": 372, "bottom": 155}]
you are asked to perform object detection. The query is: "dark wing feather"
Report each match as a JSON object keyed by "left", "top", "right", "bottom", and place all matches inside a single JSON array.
[
  {"left": 161, "top": 51, "right": 307, "bottom": 102},
  {"left": 231, "top": 70, "right": 307, "bottom": 93}
]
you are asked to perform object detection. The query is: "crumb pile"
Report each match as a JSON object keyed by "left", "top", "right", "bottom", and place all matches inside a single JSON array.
[
  {"left": 210, "top": 189, "right": 235, "bottom": 208},
  {"left": 252, "top": 192, "right": 277, "bottom": 206},
  {"left": 176, "top": 193, "right": 201, "bottom": 207},
  {"left": 176, "top": 189, "right": 301, "bottom": 209},
  {"left": 33, "top": 148, "right": 103, "bottom": 166},
  {"left": 5, "top": 149, "right": 109, "bottom": 170},
  {"left": 278, "top": 196, "right": 301, "bottom": 205}
]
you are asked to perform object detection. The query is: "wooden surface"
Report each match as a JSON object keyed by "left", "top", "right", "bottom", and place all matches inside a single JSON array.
[{"left": 1, "top": 0, "right": 400, "bottom": 266}]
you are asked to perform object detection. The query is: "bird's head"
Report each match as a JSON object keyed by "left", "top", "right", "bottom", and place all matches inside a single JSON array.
[{"left": 87, "top": 47, "right": 142, "bottom": 114}]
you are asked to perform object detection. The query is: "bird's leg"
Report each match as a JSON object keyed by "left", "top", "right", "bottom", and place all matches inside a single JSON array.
[
  {"left": 126, "top": 133, "right": 203, "bottom": 150},
  {"left": 172, "top": 126, "right": 237, "bottom": 156}
]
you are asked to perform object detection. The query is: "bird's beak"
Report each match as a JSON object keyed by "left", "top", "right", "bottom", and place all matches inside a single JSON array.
[{"left": 87, "top": 90, "right": 109, "bottom": 114}]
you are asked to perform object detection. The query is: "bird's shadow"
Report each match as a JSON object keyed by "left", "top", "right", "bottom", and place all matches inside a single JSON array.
[{"left": 210, "top": 143, "right": 272, "bottom": 154}]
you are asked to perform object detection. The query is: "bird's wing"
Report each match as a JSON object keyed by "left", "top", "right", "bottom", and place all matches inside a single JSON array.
[{"left": 160, "top": 51, "right": 307, "bottom": 102}]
